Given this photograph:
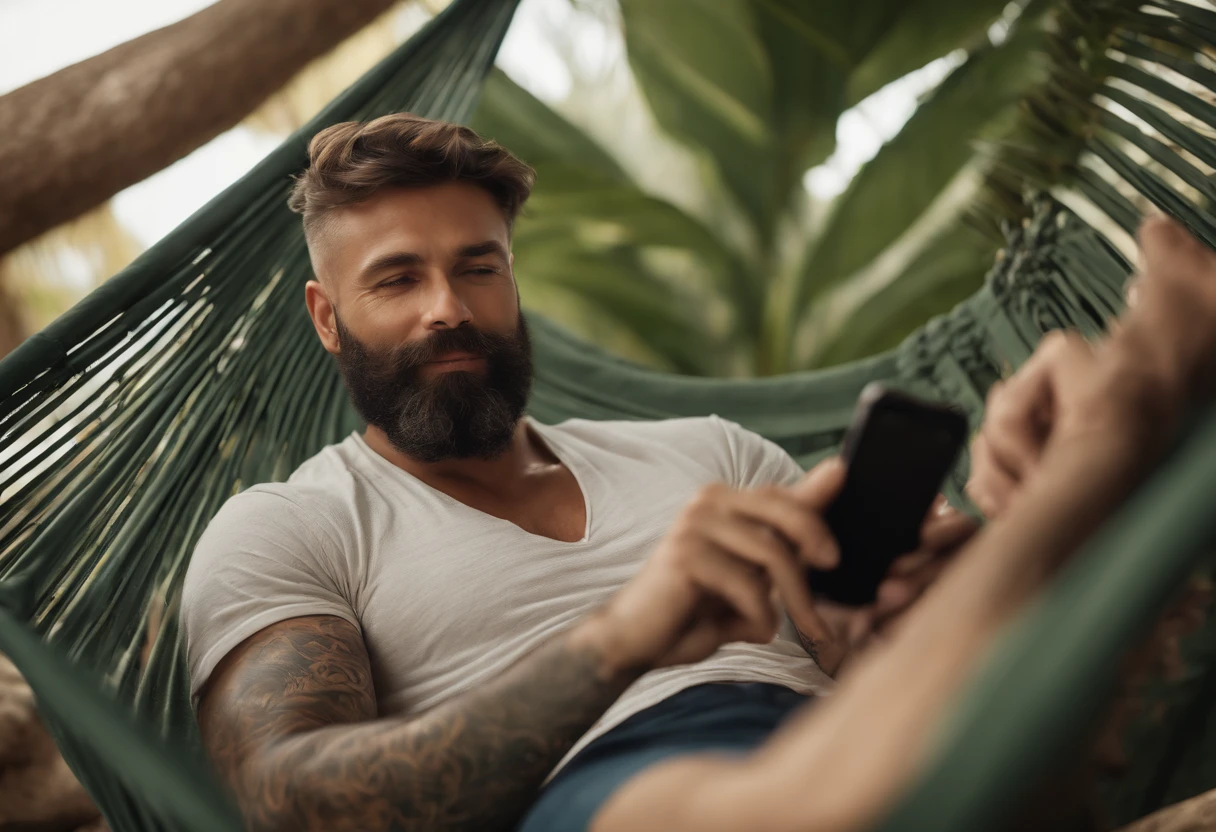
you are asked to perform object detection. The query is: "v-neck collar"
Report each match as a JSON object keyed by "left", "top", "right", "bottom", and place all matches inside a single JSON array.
[{"left": 349, "top": 416, "right": 593, "bottom": 545}]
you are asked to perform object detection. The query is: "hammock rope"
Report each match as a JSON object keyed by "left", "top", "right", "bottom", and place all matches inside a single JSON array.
[{"left": 0, "top": 0, "right": 1213, "bottom": 830}]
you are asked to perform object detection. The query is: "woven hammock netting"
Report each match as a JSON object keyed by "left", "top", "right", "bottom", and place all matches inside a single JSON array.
[{"left": 2, "top": 0, "right": 1216, "bottom": 830}]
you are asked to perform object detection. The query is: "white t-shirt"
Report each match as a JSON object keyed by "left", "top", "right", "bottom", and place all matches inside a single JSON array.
[{"left": 182, "top": 414, "right": 836, "bottom": 772}]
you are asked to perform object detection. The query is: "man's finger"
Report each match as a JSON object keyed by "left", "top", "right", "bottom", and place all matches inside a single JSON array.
[
  {"left": 875, "top": 577, "right": 917, "bottom": 613},
  {"left": 700, "top": 514, "right": 826, "bottom": 639},
  {"left": 685, "top": 543, "right": 778, "bottom": 642},
  {"left": 919, "top": 509, "right": 979, "bottom": 553},
  {"left": 846, "top": 606, "right": 878, "bottom": 646},
  {"left": 887, "top": 549, "right": 934, "bottom": 577},
  {"left": 788, "top": 457, "right": 846, "bottom": 512},
  {"left": 727, "top": 488, "right": 839, "bottom": 569},
  {"left": 876, "top": 562, "right": 940, "bottom": 617},
  {"left": 875, "top": 557, "right": 949, "bottom": 619},
  {"left": 1123, "top": 214, "right": 1216, "bottom": 397},
  {"left": 717, "top": 616, "right": 774, "bottom": 647},
  {"left": 984, "top": 373, "right": 1051, "bottom": 478},
  {"left": 662, "top": 616, "right": 742, "bottom": 666},
  {"left": 966, "top": 432, "right": 1017, "bottom": 518},
  {"left": 1124, "top": 275, "right": 1143, "bottom": 310}
]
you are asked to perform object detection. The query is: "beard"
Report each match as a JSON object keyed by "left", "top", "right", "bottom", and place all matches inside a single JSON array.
[{"left": 334, "top": 313, "right": 533, "bottom": 463}]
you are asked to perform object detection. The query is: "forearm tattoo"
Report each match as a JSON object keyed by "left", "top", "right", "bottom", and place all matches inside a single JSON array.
[
  {"left": 198, "top": 616, "right": 634, "bottom": 832},
  {"left": 794, "top": 621, "right": 821, "bottom": 665}
]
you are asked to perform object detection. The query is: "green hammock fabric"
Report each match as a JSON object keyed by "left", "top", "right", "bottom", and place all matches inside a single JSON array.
[{"left": 0, "top": 0, "right": 1214, "bottom": 830}]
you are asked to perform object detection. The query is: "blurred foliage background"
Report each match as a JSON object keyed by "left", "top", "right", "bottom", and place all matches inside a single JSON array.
[
  {"left": 472, "top": 0, "right": 1052, "bottom": 376},
  {"left": 0, "top": 0, "right": 1067, "bottom": 377}
]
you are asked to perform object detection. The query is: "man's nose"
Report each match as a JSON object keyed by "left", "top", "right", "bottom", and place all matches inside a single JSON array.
[{"left": 422, "top": 276, "right": 472, "bottom": 330}]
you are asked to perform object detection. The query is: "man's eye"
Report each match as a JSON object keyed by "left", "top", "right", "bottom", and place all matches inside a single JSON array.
[
  {"left": 465, "top": 267, "right": 497, "bottom": 276},
  {"left": 383, "top": 276, "right": 416, "bottom": 288}
]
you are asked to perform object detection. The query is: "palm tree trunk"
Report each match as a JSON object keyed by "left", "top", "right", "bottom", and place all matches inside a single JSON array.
[{"left": 0, "top": 0, "right": 399, "bottom": 258}]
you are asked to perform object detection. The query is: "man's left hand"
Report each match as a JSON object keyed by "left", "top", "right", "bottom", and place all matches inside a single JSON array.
[{"left": 794, "top": 500, "right": 978, "bottom": 675}]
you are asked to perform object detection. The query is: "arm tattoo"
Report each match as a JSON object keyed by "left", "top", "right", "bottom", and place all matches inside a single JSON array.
[
  {"left": 793, "top": 621, "right": 821, "bottom": 664},
  {"left": 198, "top": 615, "right": 635, "bottom": 832}
]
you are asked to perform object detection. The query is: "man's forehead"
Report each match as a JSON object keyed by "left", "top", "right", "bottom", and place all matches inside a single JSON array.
[
  {"left": 347, "top": 184, "right": 497, "bottom": 229},
  {"left": 310, "top": 183, "right": 510, "bottom": 281}
]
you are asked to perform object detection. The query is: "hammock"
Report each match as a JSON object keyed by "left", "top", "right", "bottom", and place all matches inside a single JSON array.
[{"left": 0, "top": 0, "right": 1214, "bottom": 829}]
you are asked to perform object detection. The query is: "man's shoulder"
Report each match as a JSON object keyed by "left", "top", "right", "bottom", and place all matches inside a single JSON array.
[
  {"left": 547, "top": 414, "right": 731, "bottom": 444},
  {"left": 194, "top": 436, "right": 368, "bottom": 556},
  {"left": 182, "top": 442, "right": 368, "bottom": 701}
]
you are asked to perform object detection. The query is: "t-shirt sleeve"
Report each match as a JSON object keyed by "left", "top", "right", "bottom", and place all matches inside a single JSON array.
[
  {"left": 712, "top": 416, "right": 806, "bottom": 489},
  {"left": 181, "top": 488, "right": 360, "bottom": 707}
]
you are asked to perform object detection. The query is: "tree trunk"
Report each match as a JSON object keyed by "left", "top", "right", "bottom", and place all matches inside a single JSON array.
[
  {"left": 0, "top": 0, "right": 400, "bottom": 258},
  {"left": 0, "top": 281, "right": 26, "bottom": 356},
  {"left": 0, "top": 653, "right": 102, "bottom": 830}
]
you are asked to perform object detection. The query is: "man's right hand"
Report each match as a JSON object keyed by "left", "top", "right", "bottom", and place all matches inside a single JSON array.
[
  {"left": 579, "top": 460, "right": 846, "bottom": 676},
  {"left": 968, "top": 215, "right": 1216, "bottom": 519}
]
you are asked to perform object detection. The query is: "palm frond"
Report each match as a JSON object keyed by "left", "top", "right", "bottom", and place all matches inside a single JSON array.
[{"left": 971, "top": 0, "right": 1216, "bottom": 253}]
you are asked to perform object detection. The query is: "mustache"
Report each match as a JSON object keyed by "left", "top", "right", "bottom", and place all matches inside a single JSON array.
[{"left": 373, "top": 326, "right": 510, "bottom": 373}]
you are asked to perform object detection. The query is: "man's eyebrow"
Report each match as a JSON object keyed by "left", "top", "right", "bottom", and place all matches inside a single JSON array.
[
  {"left": 360, "top": 251, "right": 423, "bottom": 280},
  {"left": 457, "top": 241, "right": 509, "bottom": 260}
]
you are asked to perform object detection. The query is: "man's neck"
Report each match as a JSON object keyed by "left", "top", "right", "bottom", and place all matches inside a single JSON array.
[{"left": 361, "top": 419, "right": 554, "bottom": 497}]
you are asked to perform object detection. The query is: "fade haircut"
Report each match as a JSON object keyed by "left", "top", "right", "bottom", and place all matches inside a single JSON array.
[{"left": 288, "top": 113, "right": 536, "bottom": 247}]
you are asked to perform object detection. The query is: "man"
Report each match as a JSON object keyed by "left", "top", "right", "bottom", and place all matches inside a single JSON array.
[
  {"left": 184, "top": 113, "right": 958, "bottom": 832},
  {"left": 182, "top": 112, "right": 1216, "bottom": 832}
]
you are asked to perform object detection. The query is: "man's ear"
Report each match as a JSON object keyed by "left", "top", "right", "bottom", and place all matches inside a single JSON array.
[{"left": 305, "top": 280, "right": 341, "bottom": 355}]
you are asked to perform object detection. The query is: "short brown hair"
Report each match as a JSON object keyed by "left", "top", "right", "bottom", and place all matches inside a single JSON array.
[{"left": 288, "top": 113, "right": 535, "bottom": 241}]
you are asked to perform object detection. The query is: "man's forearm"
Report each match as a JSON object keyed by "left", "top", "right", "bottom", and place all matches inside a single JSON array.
[
  {"left": 238, "top": 618, "right": 640, "bottom": 832},
  {"left": 730, "top": 430, "right": 1161, "bottom": 832},
  {"left": 921, "top": 433, "right": 1151, "bottom": 633}
]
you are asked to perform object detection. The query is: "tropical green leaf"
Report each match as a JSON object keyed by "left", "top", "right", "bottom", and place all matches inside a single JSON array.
[
  {"left": 750, "top": 9, "right": 848, "bottom": 198},
  {"left": 618, "top": 0, "right": 776, "bottom": 238},
  {"left": 845, "top": 0, "right": 1019, "bottom": 104},
  {"left": 808, "top": 223, "right": 995, "bottom": 367},
  {"left": 514, "top": 243, "right": 720, "bottom": 375},
  {"left": 619, "top": 0, "right": 1024, "bottom": 249},
  {"left": 752, "top": 0, "right": 905, "bottom": 66},
  {"left": 523, "top": 163, "right": 759, "bottom": 317},
  {"left": 473, "top": 1, "right": 1059, "bottom": 376},
  {"left": 471, "top": 68, "right": 627, "bottom": 178},
  {"left": 791, "top": 26, "right": 1047, "bottom": 322},
  {"left": 471, "top": 68, "right": 763, "bottom": 340}
]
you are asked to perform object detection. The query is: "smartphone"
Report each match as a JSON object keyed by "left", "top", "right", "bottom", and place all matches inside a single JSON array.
[{"left": 806, "top": 383, "right": 968, "bottom": 606}]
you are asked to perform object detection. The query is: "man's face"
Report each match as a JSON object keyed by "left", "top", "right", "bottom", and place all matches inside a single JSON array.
[{"left": 305, "top": 181, "right": 532, "bottom": 462}]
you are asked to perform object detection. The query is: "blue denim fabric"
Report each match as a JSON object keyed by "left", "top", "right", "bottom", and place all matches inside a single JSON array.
[{"left": 517, "top": 682, "right": 813, "bottom": 832}]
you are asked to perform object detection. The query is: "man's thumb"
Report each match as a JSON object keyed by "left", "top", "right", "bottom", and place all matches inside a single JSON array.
[{"left": 790, "top": 456, "right": 845, "bottom": 510}]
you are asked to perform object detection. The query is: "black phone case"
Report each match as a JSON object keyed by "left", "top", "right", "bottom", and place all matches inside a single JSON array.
[{"left": 806, "top": 384, "right": 967, "bottom": 606}]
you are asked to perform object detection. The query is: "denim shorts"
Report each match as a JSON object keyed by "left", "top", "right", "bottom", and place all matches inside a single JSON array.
[{"left": 516, "top": 682, "right": 814, "bottom": 832}]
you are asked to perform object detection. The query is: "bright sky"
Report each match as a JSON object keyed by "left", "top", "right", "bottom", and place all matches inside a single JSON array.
[{"left": 0, "top": 0, "right": 945, "bottom": 253}]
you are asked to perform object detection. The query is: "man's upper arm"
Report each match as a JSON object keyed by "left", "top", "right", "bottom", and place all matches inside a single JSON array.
[
  {"left": 197, "top": 614, "right": 375, "bottom": 788},
  {"left": 182, "top": 488, "right": 361, "bottom": 707}
]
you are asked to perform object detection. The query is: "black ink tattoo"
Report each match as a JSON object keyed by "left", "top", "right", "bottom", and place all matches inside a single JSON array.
[
  {"left": 794, "top": 622, "right": 821, "bottom": 664},
  {"left": 197, "top": 615, "right": 636, "bottom": 832}
]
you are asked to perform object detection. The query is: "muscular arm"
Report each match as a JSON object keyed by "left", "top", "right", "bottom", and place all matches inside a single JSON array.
[
  {"left": 596, "top": 417, "right": 1166, "bottom": 832},
  {"left": 198, "top": 614, "right": 639, "bottom": 832}
]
